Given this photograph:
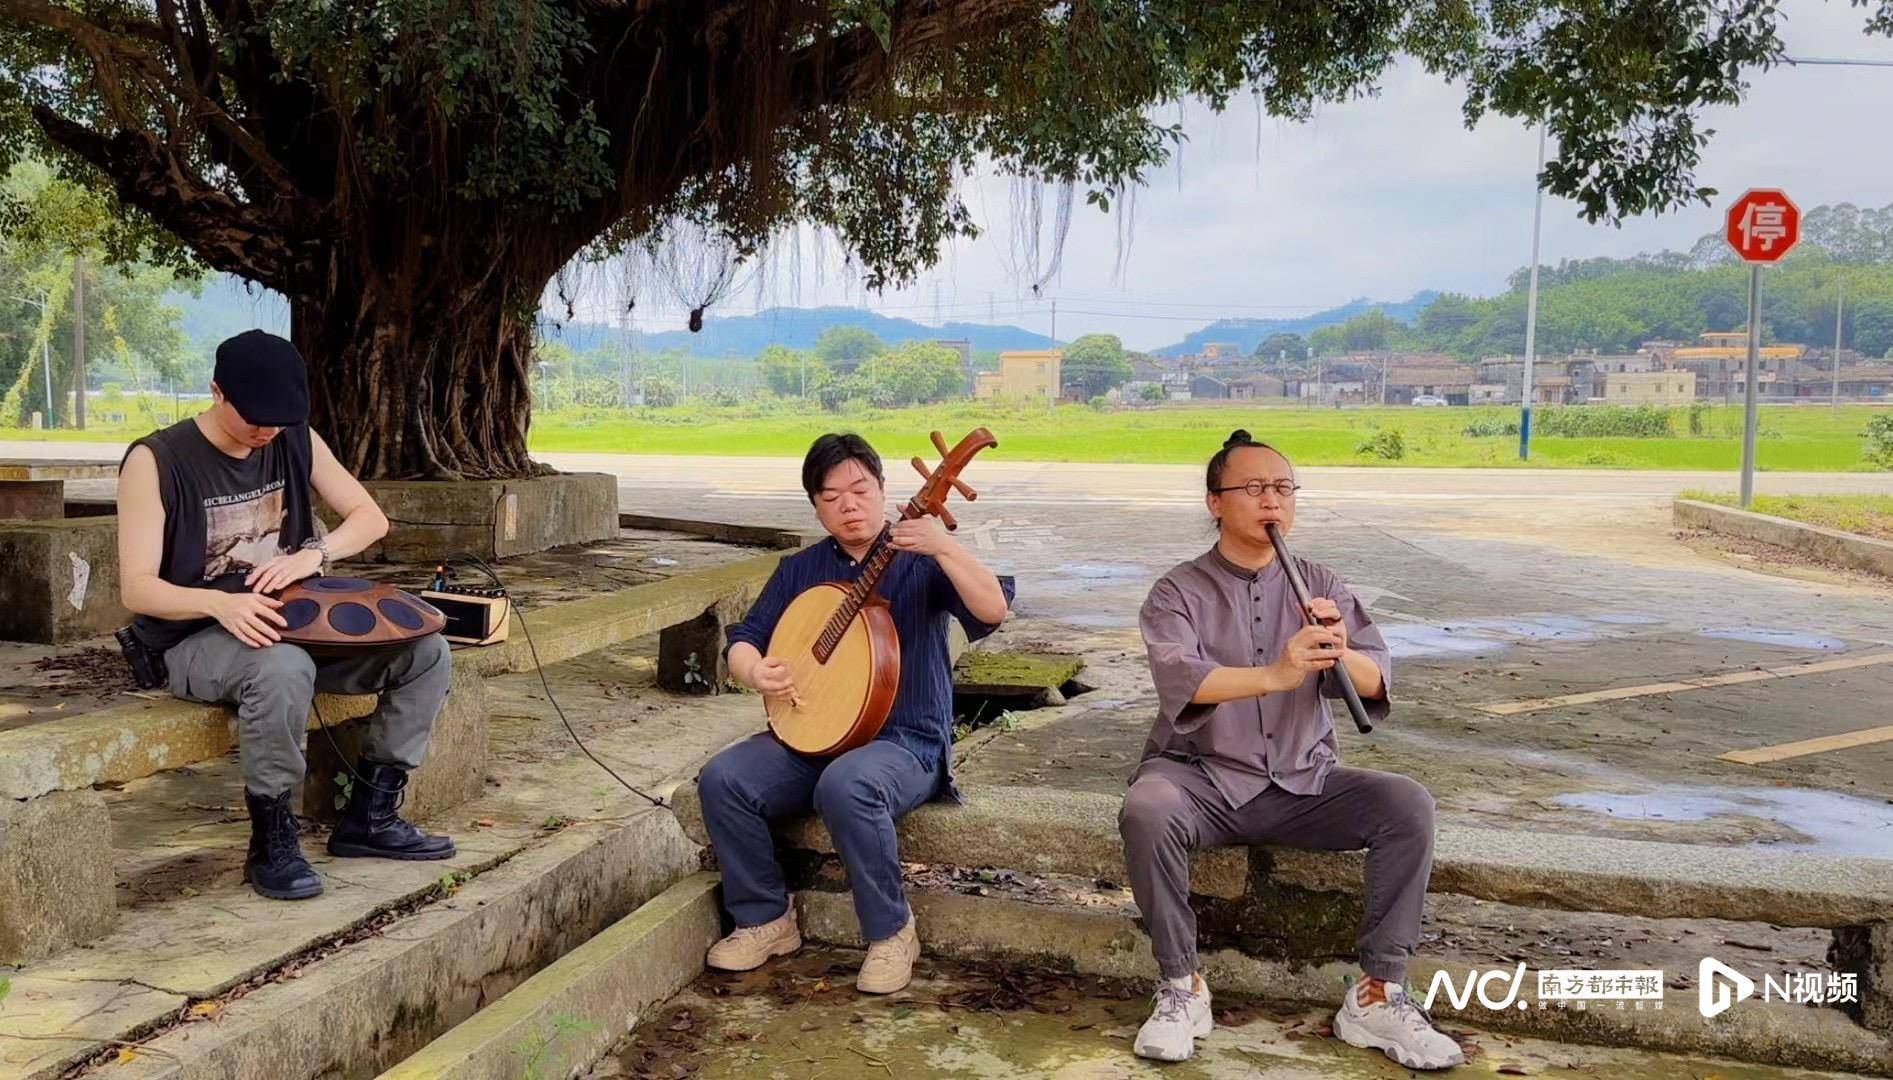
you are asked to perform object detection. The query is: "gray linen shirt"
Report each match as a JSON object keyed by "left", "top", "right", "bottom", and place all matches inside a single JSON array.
[{"left": 1138, "top": 545, "right": 1392, "bottom": 809}]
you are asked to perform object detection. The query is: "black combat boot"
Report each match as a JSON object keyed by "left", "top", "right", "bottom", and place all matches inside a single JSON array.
[
  {"left": 327, "top": 761, "right": 457, "bottom": 860},
  {"left": 244, "top": 788, "right": 324, "bottom": 900}
]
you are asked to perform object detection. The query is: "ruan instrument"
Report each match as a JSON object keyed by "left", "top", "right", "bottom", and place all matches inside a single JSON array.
[
  {"left": 272, "top": 576, "right": 446, "bottom": 652},
  {"left": 1265, "top": 522, "right": 1373, "bottom": 734},
  {"left": 765, "top": 428, "right": 997, "bottom": 756}
]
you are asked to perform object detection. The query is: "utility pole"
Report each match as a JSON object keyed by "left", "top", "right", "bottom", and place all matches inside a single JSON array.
[
  {"left": 1832, "top": 276, "right": 1845, "bottom": 411},
  {"left": 1520, "top": 126, "right": 1546, "bottom": 460},
  {"left": 71, "top": 253, "right": 87, "bottom": 430}
]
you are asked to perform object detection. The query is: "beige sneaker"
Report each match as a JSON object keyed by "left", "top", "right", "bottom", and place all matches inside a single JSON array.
[
  {"left": 706, "top": 909, "right": 802, "bottom": 972},
  {"left": 856, "top": 915, "right": 919, "bottom": 994}
]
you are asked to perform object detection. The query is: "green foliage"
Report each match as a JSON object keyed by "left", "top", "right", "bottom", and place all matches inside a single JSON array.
[
  {"left": 1355, "top": 428, "right": 1406, "bottom": 459},
  {"left": 852, "top": 341, "right": 963, "bottom": 406},
  {"left": 1855, "top": 297, "right": 1893, "bottom": 359},
  {"left": 1061, "top": 333, "right": 1133, "bottom": 398},
  {"left": 1138, "top": 383, "right": 1168, "bottom": 403},
  {"left": 516, "top": 1012, "right": 602, "bottom": 1080},
  {"left": 1533, "top": 405, "right": 1675, "bottom": 438},
  {"left": 1310, "top": 309, "right": 1414, "bottom": 356},
  {"left": 813, "top": 326, "right": 888, "bottom": 376},
  {"left": 1405, "top": 249, "right": 1893, "bottom": 361},
  {"left": 641, "top": 376, "right": 679, "bottom": 409},
  {"left": 1254, "top": 332, "right": 1308, "bottom": 362},
  {"left": 1462, "top": 417, "right": 1520, "bottom": 438},
  {"left": 756, "top": 344, "right": 824, "bottom": 397},
  {"left": 1865, "top": 414, "right": 1893, "bottom": 469},
  {"left": 0, "top": 163, "right": 196, "bottom": 426}
]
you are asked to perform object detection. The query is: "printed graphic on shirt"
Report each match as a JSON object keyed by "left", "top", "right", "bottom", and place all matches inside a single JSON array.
[{"left": 203, "top": 481, "right": 286, "bottom": 579}]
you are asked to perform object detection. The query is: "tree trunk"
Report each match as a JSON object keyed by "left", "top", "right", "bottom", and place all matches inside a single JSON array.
[{"left": 293, "top": 256, "right": 555, "bottom": 481}]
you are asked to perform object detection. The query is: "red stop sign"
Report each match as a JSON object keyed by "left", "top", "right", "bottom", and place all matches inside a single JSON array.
[{"left": 1725, "top": 189, "right": 1800, "bottom": 263}]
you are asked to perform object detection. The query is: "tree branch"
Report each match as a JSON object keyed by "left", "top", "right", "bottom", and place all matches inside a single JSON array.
[{"left": 30, "top": 106, "right": 304, "bottom": 291}]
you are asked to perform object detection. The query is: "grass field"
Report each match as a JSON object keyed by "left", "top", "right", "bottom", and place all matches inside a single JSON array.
[
  {"left": 1682, "top": 491, "right": 1893, "bottom": 540},
  {"left": 8, "top": 397, "right": 1892, "bottom": 472}
]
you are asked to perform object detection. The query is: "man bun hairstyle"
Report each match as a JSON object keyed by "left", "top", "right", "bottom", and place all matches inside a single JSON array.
[{"left": 1206, "top": 428, "right": 1287, "bottom": 491}]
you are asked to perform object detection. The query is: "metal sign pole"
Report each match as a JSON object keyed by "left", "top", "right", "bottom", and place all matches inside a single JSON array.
[{"left": 1740, "top": 264, "right": 1761, "bottom": 508}]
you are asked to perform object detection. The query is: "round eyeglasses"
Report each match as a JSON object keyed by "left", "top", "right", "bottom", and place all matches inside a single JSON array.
[{"left": 1210, "top": 479, "right": 1301, "bottom": 499}]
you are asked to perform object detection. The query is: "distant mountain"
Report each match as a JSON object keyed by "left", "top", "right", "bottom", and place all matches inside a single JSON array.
[
  {"left": 1151, "top": 292, "right": 1438, "bottom": 357},
  {"left": 162, "top": 277, "right": 1433, "bottom": 361},
  {"left": 171, "top": 274, "right": 289, "bottom": 345},
  {"left": 538, "top": 305, "right": 1056, "bottom": 357}
]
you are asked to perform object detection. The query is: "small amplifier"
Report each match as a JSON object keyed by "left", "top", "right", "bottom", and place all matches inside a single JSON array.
[{"left": 420, "top": 585, "right": 511, "bottom": 646}]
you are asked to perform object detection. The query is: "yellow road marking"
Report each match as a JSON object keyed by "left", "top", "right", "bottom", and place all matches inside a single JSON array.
[
  {"left": 1718, "top": 725, "right": 1893, "bottom": 765},
  {"left": 1472, "top": 650, "right": 1893, "bottom": 716}
]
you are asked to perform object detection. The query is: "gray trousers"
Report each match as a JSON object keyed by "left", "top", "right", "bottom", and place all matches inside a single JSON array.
[
  {"left": 1119, "top": 757, "right": 1436, "bottom": 983},
  {"left": 165, "top": 627, "right": 452, "bottom": 798}
]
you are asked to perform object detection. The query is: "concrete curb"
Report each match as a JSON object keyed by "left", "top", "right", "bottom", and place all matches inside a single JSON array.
[
  {"left": 618, "top": 512, "right": 811, "bottom": 550},
  {"left": 377, "top": 873, "right": 720, "bottom": 1080},
  {"left": 83, "top": 808, "right": 699, "bottom": 1080},
  {"left": 673, "top": 782, "right": 1893, "bottom": 929},
  {"left": 1675, "top": 498, "right": 1893, "bottom": 580},
  {"left": 0, "top": 555, "right": 776, "bottom": 802},
  {"left": 459, "top": 550, "right": 782, "bottom": 678},
  {"left": 796, "top": 888, "right": 1893, "bottom": 1076}
]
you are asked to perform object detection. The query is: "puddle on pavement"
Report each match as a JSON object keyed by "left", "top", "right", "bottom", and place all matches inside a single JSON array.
[
  {"left": 1381, "top": 624, "right": 1507, "bottom": 658},
  {"left": 1698, "top": 627, "right": 1851, "bottom": 651},
  {"left": 1552, "top": 786, "right": 1893, "bottom": 860},
  {"left": 1380, "top": 613, "right": 1858, "bottom": 661},
  {"left": 589, "top": 947, "right": 1854, "bottom": 1080}
]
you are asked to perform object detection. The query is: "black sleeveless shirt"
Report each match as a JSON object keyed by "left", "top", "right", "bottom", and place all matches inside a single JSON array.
[{"left": 123, "top": 418, "right": 317, "bottom": 652}]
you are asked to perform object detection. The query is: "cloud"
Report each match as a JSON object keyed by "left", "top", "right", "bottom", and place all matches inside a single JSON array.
[{"left": 584, "top": 6, "right": 1893, "bottom": 351}]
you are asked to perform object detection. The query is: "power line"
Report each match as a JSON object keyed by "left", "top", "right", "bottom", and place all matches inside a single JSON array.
[{"left": 1783, "top": 55, "right": 1893, "bottom": 68}]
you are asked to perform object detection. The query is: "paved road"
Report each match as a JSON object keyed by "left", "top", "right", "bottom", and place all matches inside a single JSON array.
[{"left": 13, "top": 439, "right": 1893, "bottom": 854}]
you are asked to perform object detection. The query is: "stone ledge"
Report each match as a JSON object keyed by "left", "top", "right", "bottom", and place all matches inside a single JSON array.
[
  {"left": 794, "top": 888, "right": 1893, "bottom": 1075},
  {"left": 0, "top": 516, "right": 127, "bottom": 643},
  {"left": 376, "top": 873, "right": 720, "bottom": 1080},
  {"left": 618, "top": 512, "right": 811, "bottom": 550},
  {"left": 671, "top": 781, "right": 1893, "bottom": 931},
  {"left": 457, "top": 551, "right": 785, "bottom": 678},
  {"left": 0, "top": 556, "right": 783, "bottom": 800},
  {"left": 1675, "top": 498, "right": 1893, "bottom": 580},
  {"left": 0, "top": 790, "right": 115, "bottom": 966},
  {"left": 0, "top": 687, "right": 377, "bottom": 803},
  {"left": 668, "top": 779, "right": 1249, "bottom": 901},
  {"left": 64, "top": 810, "right": 700, "bottom": 1080},
  {"left": 329, "top": 472, "right": 619, "bottom": 561}
]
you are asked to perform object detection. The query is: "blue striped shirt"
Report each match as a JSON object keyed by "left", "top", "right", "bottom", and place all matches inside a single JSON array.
[{"left": 724, "top": 536, "right": 1014, "bottom": 792}]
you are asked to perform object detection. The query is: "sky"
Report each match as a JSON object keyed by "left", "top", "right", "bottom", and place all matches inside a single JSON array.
[{"left": 579, "top": 3, "right": 1893, "bottom": 352}]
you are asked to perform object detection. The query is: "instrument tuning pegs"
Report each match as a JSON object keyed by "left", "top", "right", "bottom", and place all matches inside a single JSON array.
[
  {"left": 930, "top": 430, "right": 950, "bottom": 458},
  {"left": 911, "top": 456, "right": 933, "bottom": 480},
  {"left": 950, "top": 477, "right": 977, "bottom": 501},
  {"left": 938, "top": 506, "right": 959, "bottom": 531}
]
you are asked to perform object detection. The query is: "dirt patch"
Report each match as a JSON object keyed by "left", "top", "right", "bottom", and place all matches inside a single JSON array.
[{"left": 1675, "top": 529, "right": 1893, "bottom": 594}]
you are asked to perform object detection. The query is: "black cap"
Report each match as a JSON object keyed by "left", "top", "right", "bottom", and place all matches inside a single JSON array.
[{"left": 213, "top": 330, "right": 308, "bottom": 427}]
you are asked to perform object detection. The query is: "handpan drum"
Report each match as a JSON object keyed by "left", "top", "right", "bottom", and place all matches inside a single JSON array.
[{"left": 272, "top": 576, "right": 446, "bottom": 652}]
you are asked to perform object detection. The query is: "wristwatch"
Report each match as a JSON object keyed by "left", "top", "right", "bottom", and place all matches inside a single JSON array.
[{"left": 300, "top": 536, "right": 331, "bottom": 577}]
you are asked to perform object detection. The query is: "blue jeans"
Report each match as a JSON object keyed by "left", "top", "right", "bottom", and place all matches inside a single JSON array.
[{"left": 697, "top": 732, "right": 941, "bottom": 941}]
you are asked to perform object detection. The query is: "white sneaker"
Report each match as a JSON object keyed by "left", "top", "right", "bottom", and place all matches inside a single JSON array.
[
  {"left": 706, "top": 908, "right": 802, "bottom": 971},
  {"left": 1132, "top": 979, "right": 1213, "bottom": 1062},
  {"left": 1333, "top": 980, "right": 1466, "bottom": 1070},
  {"left": 856, "top": 916, "right": 919, "bottom": 994}
]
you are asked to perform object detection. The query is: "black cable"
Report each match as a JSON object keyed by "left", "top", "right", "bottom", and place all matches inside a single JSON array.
[
  {"left": 445, "top": 552, "right": 667, "bottom": 809},
  {"left": 311, "top": 695, "right": 405, "bottom": 797}
]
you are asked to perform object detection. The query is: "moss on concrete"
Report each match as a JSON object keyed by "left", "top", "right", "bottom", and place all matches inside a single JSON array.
[{"left": 952, "top": 650, "right": 1085, "bottom": 695}]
